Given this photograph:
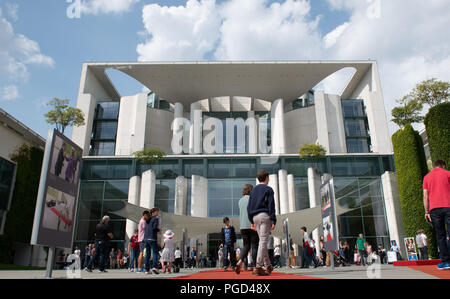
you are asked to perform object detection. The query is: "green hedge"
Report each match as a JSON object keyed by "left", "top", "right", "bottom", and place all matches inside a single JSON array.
[
  {"left": 424, "top": 102, "right": 450, "bottom": 164},
  {"left": 392, "top": 124, "right": 437, "bottom": 258}
]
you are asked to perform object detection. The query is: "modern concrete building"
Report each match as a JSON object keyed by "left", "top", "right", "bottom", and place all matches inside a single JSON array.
[
  {"left": 72, "top": 61, "right": 406, "bottom": 259},
  {"left": 0, "top": 108, "right": 47, "bottom": 266}
]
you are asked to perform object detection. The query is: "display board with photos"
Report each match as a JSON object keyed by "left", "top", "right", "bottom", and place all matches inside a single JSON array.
[
  {"left": 404, "top": 237, "right": 419, "bottom": 261},
  {"left": 320, "top": 179, "right": 338, "bottom": 251},
  {"left": 31, "top": 129, "right": 83, "bottom": 249}
]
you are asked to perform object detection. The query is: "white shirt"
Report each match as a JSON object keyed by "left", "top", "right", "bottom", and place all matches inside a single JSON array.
[
  {"left": 416, "top": 233, "right": 428, "bottom": 248},
  {"left": 274, "top": 247, "right": 281, "bottom": 256},
  {"left": 391, "top": 245, "right": 400, "bottom": 252},
  {"left": 74, "top": 249, "right": 80, "bottom": 257},
  {"left": 175, "top": 249, "right": 182, "bottom": 258}
]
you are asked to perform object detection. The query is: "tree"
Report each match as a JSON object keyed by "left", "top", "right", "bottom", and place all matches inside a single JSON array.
[
  {"left": 134, "top": 148, "right": 165, "bottom": 165},
  {"left": 299, "top": 144, "right": 326, "bottom": 159},
  {"left": 424, "top": 102, "right": 450, "bottom": 164},
  {"left": 391, "top": 95, "right": 424, "bottom": 128},
  {"left": 391, "top": 125, "right": 437, "bottom": 258},
  {"left": 410, "top": 78, "right": 450, "bottom": 108},
  {"left": 44, "top": 98, "right": 85, "bottom": 134}
]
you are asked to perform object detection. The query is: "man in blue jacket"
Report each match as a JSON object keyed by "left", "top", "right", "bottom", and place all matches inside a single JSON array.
[
  {"left": 247, "top": 170, "right": 276, "bottom": 276},
  {"left": 144, "top": 208, "right": 160, "bottom": 274}
]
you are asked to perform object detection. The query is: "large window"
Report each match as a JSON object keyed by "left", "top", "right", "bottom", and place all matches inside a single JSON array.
[
  {"left": 342, "top": 99, "right": 372, "bottom": 153},
  {"left": 90, "top": 102, "right": 119, "bottom": 156},
  {"left": 208, "top": 178, "right": 255, "bottom": 218}
]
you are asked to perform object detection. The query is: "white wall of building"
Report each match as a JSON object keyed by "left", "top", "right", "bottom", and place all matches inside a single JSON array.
[
  {"left": 284, "top": 106, "right": 317, "bottom": 153},
  {"left": 115, "top": 93, "right": 148, "bottom": 156}
]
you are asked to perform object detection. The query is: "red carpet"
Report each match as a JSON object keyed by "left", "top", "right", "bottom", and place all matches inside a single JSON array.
[
  {"left": 393, "top": 260, "right": 441, "bottom": 266},
  {"left": 408, "top": 266, "right": 450, "bottom": 279},
  {"left": 172, "top": 269, "right": 322, "bottom": 279}
]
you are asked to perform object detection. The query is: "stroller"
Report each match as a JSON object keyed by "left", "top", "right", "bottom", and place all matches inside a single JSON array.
[{"left": 332, "top": 250, "right": 348, "bottom": 267}]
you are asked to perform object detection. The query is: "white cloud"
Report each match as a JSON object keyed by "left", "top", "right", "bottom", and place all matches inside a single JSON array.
[
  {"left": 135, "top": 0, "right": 450, "bottom": 135},
  {"left": 0, "top": 8, "right": 55, "bottom": 81},
  {"left": 323, "top": 0, "right": 450, "bottom": 134},
  {"left": 323, "top": 22, "right": 348, "bottom": 49},
  {"left": 215, "top": 0, "right": 322, "bottom": 60},
  {"left": 137, "top": 0, "right": 221, "bottom": 61},
  {"left": 80, "top": 0, "right": 140, "bottom": 15},
  {"left": 5, "top": 3, "right": 19, "bottom": 21},
  {"left": 1, "top": 85, "right": 19, "bottom": 101}
]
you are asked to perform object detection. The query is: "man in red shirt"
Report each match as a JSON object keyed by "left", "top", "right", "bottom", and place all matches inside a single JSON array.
[{"left": 423, "top": 160, "right": 450, "bottom": 270}]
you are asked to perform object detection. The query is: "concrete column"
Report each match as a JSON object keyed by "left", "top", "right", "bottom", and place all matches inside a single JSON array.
[
  {"left": 115, "top": 93, "right": 148, "bottom": 155},
  {"left": 247, "top": 111, "right": 258, "bottom": 154},
  {"left": 308, "top": 167, "right": 322, "bottom": 255},
  {"left": 189, "top": 103, "right": 202, "bottom": 154},
  {"left": 271, "top": 99, "right": 286, "bottom": 154},
  {"left": 174, "top": 176, "right": 188, "bottom": 215},
  {"left": 30, "top": 245, "right": 47, "bottom": 267},
  {"left": 278, "top": 170, "right": 289, "bottom": 215},
  {"left": 314, "top": 92, "right": 330, "bottom": 154},
  {"left": 268, "top": 174, "right": 280, "bottom": 215},
  {"left": 191, "top": 175, "right": 208, "bottom": 217},
  {"left": 140, "top": 169, "right": 156, "bottom": 209},
  {"left": 381, "top": 171, "right": 406, "bottom": 258},
  {"left": 172, "top": 102, "right": 184, "bottom": 154},
  {"left": 126, "top": 176, "right": 141, "bottom": 240},
  {"left": 287, "top": 174, "right": 296, "bottom": 213}
]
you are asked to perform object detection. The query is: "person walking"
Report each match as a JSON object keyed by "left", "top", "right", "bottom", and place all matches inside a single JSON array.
[
  {"left": 85, "top": 215, "right": 113, "bottom": 273},
  {"left": 247, "top": 170, "right": 277, "bottom": 276},
  {"left": 356, "top": 234, "right": 367, "bottom": 266},
  {"left": 190, "top": 247, "right": 197, "bottom": 268},
  {"left": 221, "top": 217, "right": 237, "bottom": 271},
  {"left": 267, "top": 233, "right": 275, "bottom": 267},
  {"left": 174, "top": 247, "right": 182, "bottom": 270},
  {"left": 116, "top": 249, "right": 123, "bottom": 269},
  {"left": 288, "top": 235, "right": 296, "bottom": 268},
  {"left": 235, "top": 184, "right": 259, "bottom": 274},
  {"left": 273, "top": 244, "right": 282, "bottom": 268},
  {"left": 160, "top": 230, "right": 175, "bottom": 274},
  {"left": 137, "top": 211, "right": 150, "bottom": 273},
  {"left": 128, "top": 229, "right": 140, "bottom": 271},
  {"left": 423, "top": 160, "right": 450, "bottom": 270},
  {"left": 144, "top": 208, "right": 161, "bottom": 275},
  {"left": 300, "top": 227, "right": 310, "bottom": 268},
  {"left": 416, "top": 229, "right": 429, "bottom": 260},
  {"left": 217, "top": 245, "right": 223, "bottom": 268},
  {"left": 109, "top": 248, "right": 116, "bottom": 269},
  {"left": 82, "top": 244, "right": 91, "bottom": 269}
]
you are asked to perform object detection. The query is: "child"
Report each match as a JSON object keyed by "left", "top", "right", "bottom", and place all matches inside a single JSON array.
[
  {"left": 221, "top": 217, "right": 237, "bottom": 271},
  {"left": 160, "top": 230, "right": 175, "bottom": 273}
]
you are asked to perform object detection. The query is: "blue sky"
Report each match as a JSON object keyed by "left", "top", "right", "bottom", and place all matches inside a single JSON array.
[{"left": 0, "top": 0, "right": 449, "bottom": 139}]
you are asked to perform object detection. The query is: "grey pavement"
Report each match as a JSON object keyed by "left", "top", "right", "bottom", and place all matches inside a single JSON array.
[{"left": 0, "top": 264, "right": 440, "bottom": 279}]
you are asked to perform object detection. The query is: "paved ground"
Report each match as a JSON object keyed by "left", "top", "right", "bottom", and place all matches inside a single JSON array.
[{"left": 0, "top": 264, "right": 447, "bottom": 279}]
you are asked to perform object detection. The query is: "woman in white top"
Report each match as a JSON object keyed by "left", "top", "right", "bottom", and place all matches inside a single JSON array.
[{"left": 160, "top": 230, "right": 175, "bottom": 273}]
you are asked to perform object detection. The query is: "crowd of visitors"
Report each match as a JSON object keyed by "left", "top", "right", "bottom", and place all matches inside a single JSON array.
[{"left": 71, "top": 159, "right": 448, "bottom": 274}]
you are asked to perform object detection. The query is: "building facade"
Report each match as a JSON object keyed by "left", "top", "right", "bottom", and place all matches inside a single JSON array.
[
  {"left": 0, "top": 108, "right": 47, "bottom": 266},
  {"left": 72, "top": 61, "right": 406, "bottom": 258}
]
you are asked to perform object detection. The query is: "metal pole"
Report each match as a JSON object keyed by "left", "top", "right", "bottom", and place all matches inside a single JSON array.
[
  {"left": 330, "top": 250, "right": 334, "bottom": 270},
  {"left": 45, "top": 247, "right": 56, "bottom": 279}
]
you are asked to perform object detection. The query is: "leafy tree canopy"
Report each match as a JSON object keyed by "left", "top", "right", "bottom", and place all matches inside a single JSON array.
[
  {"left": 391, "top": 95, "right": 424, "bottom": 127},
  {"left": 299, "top": 144, "right": 326, "bottom": 159},
  {"left": 134, "top": 148, "right": 165, "bottom": 165},
  {"left": 410, "top": 78, "right": 450, "bottom": 108},
  {"left": 44, "top": 98, "right": 85, "bottom": 134}
]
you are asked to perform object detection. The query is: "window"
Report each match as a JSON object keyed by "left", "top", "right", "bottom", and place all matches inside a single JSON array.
[
  {"left": 90, "top": 102, "right": 119, "bottom": 156},
  {"left": 342, "top": 99, "right": 372, "bottom": 153}
]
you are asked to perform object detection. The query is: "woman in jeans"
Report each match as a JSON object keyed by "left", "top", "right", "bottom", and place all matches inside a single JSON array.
[{"left": 235, "top": 184, "right": 259, "bottom": 274}]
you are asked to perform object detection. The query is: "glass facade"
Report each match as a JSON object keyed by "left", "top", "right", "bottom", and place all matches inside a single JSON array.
[
  {"left": 90, "top": 102, "right": 120, "bottom": 156},
  {"left": 0, "top": 157, "right": 16, "bottom": 211},
  {"left": 342, "top": 99, "right": 372, "bottom": 153},
  {"left": 74, "top": 155, "right": 395, "bottom": 253}
]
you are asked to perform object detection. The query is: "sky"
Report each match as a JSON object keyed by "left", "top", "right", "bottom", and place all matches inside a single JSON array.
[{"left": 0, "top": 0, "right": 449, "bottom": 140}]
